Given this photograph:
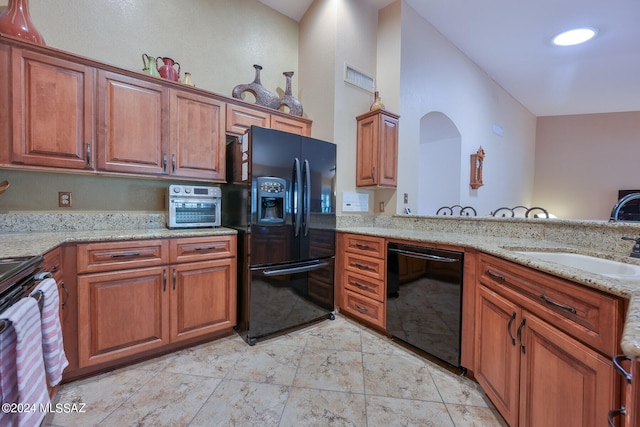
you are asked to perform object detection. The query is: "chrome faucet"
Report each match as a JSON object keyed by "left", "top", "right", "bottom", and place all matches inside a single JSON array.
[
  {"left": 622, "top": 236, "right": 640, "bottom": 258},
  {"left": 610, "top": 192, "right": 640, "bottom": 222}
]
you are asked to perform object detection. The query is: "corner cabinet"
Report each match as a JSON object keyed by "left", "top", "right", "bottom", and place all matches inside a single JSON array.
[
  {"left": 75, "top": 235, "right": 236, "bottom": 369},
  {"left": 356, "top": 109, "right": 399, "bottom": 188},
  {"left": 10, "top": 48, "right": 94, "bottom": 170},
  {"left": 475, "top": 253, "right": 622, "bottom": 427}
]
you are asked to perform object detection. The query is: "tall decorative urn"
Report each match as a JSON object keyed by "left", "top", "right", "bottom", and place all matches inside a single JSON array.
[{"left": 0, "top": 0, "right": 46, "bottom": 45}]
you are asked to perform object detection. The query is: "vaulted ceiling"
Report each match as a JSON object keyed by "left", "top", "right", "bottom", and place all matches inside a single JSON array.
[{"left": 259, "top": 0, "right": 640, "bottom": 117}]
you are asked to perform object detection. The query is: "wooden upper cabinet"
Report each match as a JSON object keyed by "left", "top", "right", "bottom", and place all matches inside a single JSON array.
[
  {"left": 271, "top": 114, "right": 311, "bottom": 136},
  {"left": 356, "top": 109, "right": 399, "bottom": 188},
  {"left": 226, "top": 102, "right": 311, "bottom": 137},
  {"left": 11, "top": 48, "right": 94, "bottom": 169},
  {"left": 226, "top": 103, "right": 270, "bottom": 135},
  {"left": 170, "top": 89, "right": 226, "bottom": 181},
  {"left": 96, "top": 69, "right": 168, "bottom": 175}
]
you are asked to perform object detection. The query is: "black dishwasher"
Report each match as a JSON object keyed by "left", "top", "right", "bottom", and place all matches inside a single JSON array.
[{"left": 387, "top": 243, "right": 463, "bottom": 367}]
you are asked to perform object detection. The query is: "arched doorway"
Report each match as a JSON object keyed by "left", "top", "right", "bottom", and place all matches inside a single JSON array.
[{"left": 418, "top": 112, "right": 462, "bottom": 215}]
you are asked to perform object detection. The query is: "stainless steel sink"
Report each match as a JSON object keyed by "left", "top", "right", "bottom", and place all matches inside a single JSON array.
[{"left": 517, "top": 251, "right": 640, "bottom": 280}]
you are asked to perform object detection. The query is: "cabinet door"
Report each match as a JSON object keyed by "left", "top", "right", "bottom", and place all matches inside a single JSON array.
[
  {"left": 271, "top": 114, "right": 311, "bottom": 136},
  {"left": 96, "top": 70, "right": 168, "bottom": 175},
  {"left": 77, "top": 267, "right": 170, "bottom": 368},
  {"left": 170, "top": 89, "right": 226, "bottom": 180},
  {"left": 475, "top": 285, "right": 521, "bottom": 427},
  {"left": 356, "top": 113, "right": 378, "bottom": 187},
  {"left": 378, "top": 113, "right": 398, "bottom": 187},
  {"left": 170, "top": 259, "right": 236, "bottom": 342},
  {"left": 226, "top": 103, "right": 270, "bottom": 135},
  {"left": 519, "top": 312, "right": 616, "bottom": 427},
  {"left": 11, "top": 48, "right": 94, "bottom": 169}
]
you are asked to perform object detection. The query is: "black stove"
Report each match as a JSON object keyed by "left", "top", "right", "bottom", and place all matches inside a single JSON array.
[{"left": 0, "top": 255, "right": 44, "bottom": 314}]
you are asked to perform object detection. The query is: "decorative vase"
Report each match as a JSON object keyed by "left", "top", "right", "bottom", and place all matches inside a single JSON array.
[
  {"left": 142, "top": 53, "right": 160, "bottom": 77},
  {"left": 277, "top": 71, "right": 303, "bottom": 116},
  {"left": 232, "top": 64, "right": 280, "bottom": 109},
  {"left": 370, "top": 91, "right": 385, "bottom": 111},
  {"left": 0, "top": 0, "right": 46, "bottom": 45},
  {"left": 182, "top": 72, "right": 194, "bottom": 86},
  {"left": 156, "top": 56, "right": 180, "bottom": 82}
]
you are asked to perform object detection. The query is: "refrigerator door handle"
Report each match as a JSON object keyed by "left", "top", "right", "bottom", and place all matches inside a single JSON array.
[
  {"left": 303, "top": 159, "right": 311, "bottom": 236},
  {"left": 262, "top": 261, "right": 330, "bottom": 276},
  {"left": 293, "top": 158, "right": 302, "bottom": 237}
]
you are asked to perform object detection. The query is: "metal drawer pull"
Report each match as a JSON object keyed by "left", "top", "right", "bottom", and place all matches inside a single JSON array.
[
  {"left": 517, "top": 318, "right": 526, "bottom": 354},
  {"left": 352, "top": 281, "right": 370, "bottom": 290},
  {"left": 110, "top": 252, "right": 143, "bottom": 259},
  {"left": 355, "top": 243, "right": 370, "bottom": 250},
  {"left": 354, "top": 304, "right": 369, "bottom": 313},
  {"left": 486, "top": 269, "right": 505, "bottom": 281},
  {"left": 507, "top": 311, "right": 517, "bottom": 345},
  {"left": 173, "top": 269, "right": 177, "bottom": 291},
  {"left": 608, "top": 407, "right": 626, "bottom": 427},
  {"left": 193, "top": 246, "right": 220, "bottom": 252},
  {"left": 354, "top": 263, "right": 370, "bottom": 270},
  {"left": 163, "top": 270, "right": 167, "bottom": 292},
  {"left": 613, "top": 354, "right": 632, "bottom": 383},
  {"left": 60, "top": 281, "right": 69, "bottom": 309},
  {"left": 540, "top": 294, "right": 577, "bottom": 314}
]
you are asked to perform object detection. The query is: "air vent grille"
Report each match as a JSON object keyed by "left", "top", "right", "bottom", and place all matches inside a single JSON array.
[{"left": 344, "top": 64, "right": 374, "bottom": 92}]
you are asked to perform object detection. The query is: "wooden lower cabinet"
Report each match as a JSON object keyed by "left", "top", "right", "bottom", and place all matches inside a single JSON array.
[
  {"left": 475, "top": 286, "right": 520, "bottom": 425},
  {"left": 519, "top": 312, "right": 615, "bottom": 427},
  {"left": 337, "top": 233, "right": 386, "bottom": 329},
  {"left": 475, "top": 269, "right": 619, "bottom": 427},
  {"left": 78, "top": 267, "right": 169, "bottom": 367},
  {"left": 171, "top": 259, "right": 235, "bottom": 342},
  {"left": 75, "top": 236, "right": 236, "bottom": 370}
]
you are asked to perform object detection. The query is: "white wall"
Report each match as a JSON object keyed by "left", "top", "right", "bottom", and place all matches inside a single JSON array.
[
  {"left": 299, "top": 0, "right": 379, "bottom": 215},
  {"left": 21, "top": 0, "right": 299, "bottom": 102},
  {"left": 397, "top": 1, "right": 537, "bottom": 216},
  {"left": 534, "top": 112, "right": 640, "bottom": 220}
]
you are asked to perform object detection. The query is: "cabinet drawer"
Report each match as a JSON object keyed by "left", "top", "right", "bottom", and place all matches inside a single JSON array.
[
  {"left": 343, "top": 271, "right": 385, "bottom": 302},
  {"left": 343, "top": 234, "right": 385, "bottom": 258},
  {"left": 170, "top": 235, "right": 236, "bottom": 263},
  {"left": 479, "top": 254, "right": 621, "bottom": 356},
  {"left": 77, "top": 240, "right": 169, "bottom": 273},
  {"left": 342, "top": 290, "right": 385, "bottom": 328},
  {"left": 344, "top": 252, "right": 385, "bottom": 280}
]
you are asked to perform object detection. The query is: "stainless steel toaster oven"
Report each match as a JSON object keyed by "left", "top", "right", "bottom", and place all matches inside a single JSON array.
[{"left": 167, "top": 185, "right": 221, "bottom": 229}]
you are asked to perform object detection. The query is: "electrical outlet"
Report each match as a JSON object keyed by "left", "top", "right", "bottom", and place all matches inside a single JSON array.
[
  {"left": 404, "top": 193, "right": 408, "bottom": 204},
  {"left": 58, "top": 192, "right": 72, "bottom": 208},
  {"left": 379, "top": 201, "right": 385, "bottom": 212}
]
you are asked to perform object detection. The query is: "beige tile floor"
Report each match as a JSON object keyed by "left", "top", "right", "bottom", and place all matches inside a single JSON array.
[{"left": 46, "top": 315, "right": 507, "bottom": 426}]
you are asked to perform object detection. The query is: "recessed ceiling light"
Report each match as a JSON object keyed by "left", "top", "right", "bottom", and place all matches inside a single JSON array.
[{"left": 552, "top": 27, "right": 598, "bottom": 46}]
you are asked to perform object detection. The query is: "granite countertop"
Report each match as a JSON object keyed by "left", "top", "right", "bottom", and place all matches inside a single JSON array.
[
  {"left": 0, "top": 227, "right": 237, "bottom": 259},
  {"left": 339, "top": 226, "right": 640, "bottom": 359}
]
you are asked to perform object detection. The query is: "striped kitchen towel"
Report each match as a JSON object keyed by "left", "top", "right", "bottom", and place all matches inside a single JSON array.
[
  {"left": 31, "top": 278, "right": 69, "bottom": 386},
  {"left": 0, "top": 297, "right": 50, "bottom": 427}
]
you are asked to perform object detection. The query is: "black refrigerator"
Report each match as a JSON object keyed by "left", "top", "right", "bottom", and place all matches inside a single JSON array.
[{"left": 223, "top": 126, "right": 337, "bottom": 345}]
